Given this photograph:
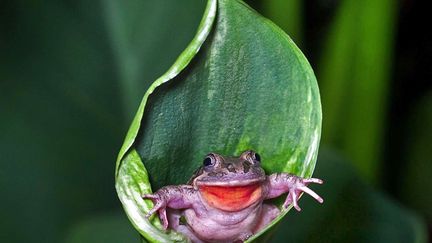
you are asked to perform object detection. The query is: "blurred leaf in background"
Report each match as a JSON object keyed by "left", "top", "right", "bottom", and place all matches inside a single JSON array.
[
  {"left": 318, "top": 0, "right": 397, "bottom": 182},
  {"left": 64, "top": 212, "right": 138, "bottom": 243},
  {"left": 262, "top": 0, "right": 303, "bottom": 44},
  {"left": 252, "top": 0, "right": 400, "bottom": 182},
  {"left": 102, "top": 0, "right": 206, "bottom": 118},
  {"left": 0, "top": 0, "right": 204, "bottom": 242},
  {"left": 0, "top": 0, "right": 430, "bottom": 242},
  {"left": 0, "top": 1, "right": 124, "bottom": 242},
  {"left": 400, "top": 93, "right": 432, "bottom": 229}
]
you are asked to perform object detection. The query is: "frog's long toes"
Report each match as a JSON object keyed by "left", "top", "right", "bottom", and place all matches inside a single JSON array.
[
  {"left": 303, "top": 178, "right": 324, "bottom": 184},
  {"left": 300, "top": 186, "right": 323, "bottom": 203},
  {"left": 142, "top": 193, "right": 157, "bottom": 199},
  {"left": 146, "top": 202, "right": 163, "bottom": 218},
  {"left": 159, "top": 208, "right": 169, "bottom": 230},
  {"left": 282, "top": 202, "right": 289, "bottom": 209},
  {"left": 290, "top": 190, "right": 302, "bottom": 211},
  {"left": 146, "top": 208, "right": 157, "bottom": 218},
  {"left": 293, "top": 203, "right": 302, "bottom": 211}
]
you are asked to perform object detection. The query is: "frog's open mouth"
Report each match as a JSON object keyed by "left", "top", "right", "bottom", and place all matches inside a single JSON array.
[{"left": 198, "top": 181, "right": 263, "bottom": 211}]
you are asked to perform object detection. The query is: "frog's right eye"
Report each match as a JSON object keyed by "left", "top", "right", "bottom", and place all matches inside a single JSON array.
[
  {"left": 253, "top": 152, "right": 261, "bottom": 163},
  {"left": 203, "top": 155, "right": 216, "bottom": 167}
]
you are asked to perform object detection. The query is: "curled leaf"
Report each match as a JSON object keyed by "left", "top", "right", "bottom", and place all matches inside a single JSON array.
[{"left": 115, "top": 0, "right": 321, "bottom": 242}]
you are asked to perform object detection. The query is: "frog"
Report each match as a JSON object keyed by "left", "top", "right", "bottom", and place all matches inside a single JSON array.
[{"left": 142, "top": 150, "right": 323, "bottom": 243}]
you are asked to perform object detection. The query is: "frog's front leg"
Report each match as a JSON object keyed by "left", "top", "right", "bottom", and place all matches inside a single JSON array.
[
  {"left": 265, "top": 173, "right": 323, "bottom": 211},
  {"left": 142, "top": 185, "right": 197, "bottom": 230}
]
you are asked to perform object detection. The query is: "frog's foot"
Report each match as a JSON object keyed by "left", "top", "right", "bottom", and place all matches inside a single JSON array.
[
  {"left": 142, "top": 192, "right": 169, "bottom": 230},
  {"left": 283, "top": 177, "right": 324, "bottom": 211}
]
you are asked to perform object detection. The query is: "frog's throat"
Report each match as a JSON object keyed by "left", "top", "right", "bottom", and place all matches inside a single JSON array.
[{"left": 198, "top": 184, "right": 263, "bottom": 211}]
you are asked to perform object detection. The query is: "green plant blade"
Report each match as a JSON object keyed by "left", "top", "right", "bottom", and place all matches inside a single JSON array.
[
  {"left": 115, "top": 0, "right": 218, "bottom": 174},
  {"left": 116, "top": 0, "right": 217, "bottom": 241},
  {"left": 401, "top": 93, "right": 432, "bottom": 227},
  {"left": 262, "top": 0, "right": 303, "bottom": 44},
  {"left": 117, "top": 149, "right": 187, "bottom": 242},
  {"left": 318, "top": 0, "right": 397, "bottom": 182},
  {"left": 103, "top": 0, "right": 208, "bottom": 120},
  {"left": 64, "top": 212, "right": 138, "bottom": 243},
  {"left": 115, "top": 0, "right": 321, "bottom": 242}
]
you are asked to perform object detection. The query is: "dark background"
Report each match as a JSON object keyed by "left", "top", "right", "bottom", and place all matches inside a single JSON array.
[{"left": 0, "top": 0, "right": 430, "bottom": 242}]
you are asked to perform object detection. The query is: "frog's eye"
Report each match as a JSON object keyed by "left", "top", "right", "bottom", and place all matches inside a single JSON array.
[
  {"left": 203, "top": 154, "right": 216, "bottom": 167},
  {"left": 254, "top": 153, "right": 261, "bottom": 162},
  {"left": 250, "top": 152, "right": 261, "bottom": 165},
  {"left": 241, "top": 150, "right": 261, "bottom": 165}
]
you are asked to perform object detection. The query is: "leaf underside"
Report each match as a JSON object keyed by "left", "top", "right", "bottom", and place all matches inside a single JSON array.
[{"left": 115, "top": 0, "right": 321, "bottom": 242}]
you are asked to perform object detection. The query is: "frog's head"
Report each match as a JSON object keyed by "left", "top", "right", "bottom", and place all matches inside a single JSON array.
[{"left": 191, "top": 150, "right": 266, "bottom": 211}]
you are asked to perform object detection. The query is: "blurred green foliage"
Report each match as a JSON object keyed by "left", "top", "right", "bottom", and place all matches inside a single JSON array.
[
  {"left": 0, "top": 0, "right": 205, "bottom": 242},
  {"left": 318, "top": 0, "right": 397, "bottom": 182},
  {"left": 0, "top": 0, "right": 430, "bottom": 242},
  {"left": 262, "top": 0, "right": 303, "bottom": 44},
  {"left": 64, "top": 212, "right": 138, "bottom": 243},
  {"left": 400, "top": 93, "right": 432, "bottom": 228}
]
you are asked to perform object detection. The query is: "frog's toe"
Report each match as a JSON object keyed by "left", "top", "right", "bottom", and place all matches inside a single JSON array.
[
  {"left": 145, "top": 206, "right": 158, "bottom": 218},
  {"left": 303, "top": 178, "right": 324, "bottom": 184},
  {"left": 282, "top": 192, "right": 291, "bottom": 209},
  {"left": 283, "top": 187, "right": 307, "bottom": 211},
  {"left": 158, "top": 207, "right": 169, "bottom": 230},
  {"left": 300, "top": 186, "right": 323, "bottom": 203},
  {"left": 142, "top": 193, "right": 158, "bottom": 199},
  {"left": 283, "top": 179, "right": 323, "bottom": 210},
  {"left": 290, "top": 189, "right": 302, "bottom": 211},
  {"left": 145, "top": 203, "right": 169, "bottom": 230},
  {"left": 145, "top": 200, "right": 165, "bottom": 217}
]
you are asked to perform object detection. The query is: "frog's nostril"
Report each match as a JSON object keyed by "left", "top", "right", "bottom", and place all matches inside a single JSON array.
[{"left": 227, "top": 163, "right": 236, "bottom": 173}]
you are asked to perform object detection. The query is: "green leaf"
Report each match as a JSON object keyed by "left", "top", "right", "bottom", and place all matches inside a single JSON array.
[
  {"left": 115, "top": 0, "right": 321, "bottom": 242},
  {"left": 400, "top": 92, "right": 432, "bottom": 226},
  {"left": 117, "top": 149, "right": 187, "bottom": 242},
  {"left": 262, "top": 0, "right": 303, "bottom": 44},
  {"left": 102, "top": 0, "right": 207, "bottom": 120},
  {"left": 318, "top": 0, "right": 398, "bottom": 182},
  {"left": 0, "top": 1, "right": 210, "bottom": 242}
]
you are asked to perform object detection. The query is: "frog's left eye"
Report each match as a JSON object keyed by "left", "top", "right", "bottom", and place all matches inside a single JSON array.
[{"left": 203, "top": 154, "right": 216, "bottom": 167}]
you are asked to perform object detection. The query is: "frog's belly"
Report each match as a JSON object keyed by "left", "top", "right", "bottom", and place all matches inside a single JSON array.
[{"left": 183, "top": 205, "right": 262, "bottom": 242}]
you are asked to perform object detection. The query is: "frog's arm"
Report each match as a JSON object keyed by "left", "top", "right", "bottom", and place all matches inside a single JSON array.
[
  {"left": 264, "top": 173, "right": 324, "bottom": 211},
  {"left": 142, "top": 185, "right": 197, "bottom": 229}
]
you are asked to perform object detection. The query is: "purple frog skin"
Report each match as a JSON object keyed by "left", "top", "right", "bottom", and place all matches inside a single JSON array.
[{"left": 143, "top": 150, "right": 323, "bottom": 243}]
